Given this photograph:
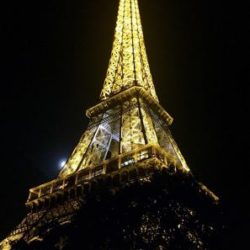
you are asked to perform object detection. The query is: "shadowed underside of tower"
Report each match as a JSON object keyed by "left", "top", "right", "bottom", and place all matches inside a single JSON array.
[{"left": 0, "top": 0, "right": 220, "bottom": 249}]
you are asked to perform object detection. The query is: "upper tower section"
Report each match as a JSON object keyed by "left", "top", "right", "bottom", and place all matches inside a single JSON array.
[{"left": 100, "top": 0, "right": 159, "bottom": 102}]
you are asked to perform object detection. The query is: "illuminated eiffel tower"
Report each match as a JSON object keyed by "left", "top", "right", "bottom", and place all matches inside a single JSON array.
[
  {"left": 1, "top": 0, "right": 219, "bottom": 249},
  {"left": 57, "top": 0, "right": 189, "bottom": 179}
]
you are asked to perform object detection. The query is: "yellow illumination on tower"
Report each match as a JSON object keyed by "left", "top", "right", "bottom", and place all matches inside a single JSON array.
[
  {"left": 100, "top": 0, "right": 159, "bottom": 101},
  {"left": 58, "top": 0, "right": 190, "bottom": 178}
]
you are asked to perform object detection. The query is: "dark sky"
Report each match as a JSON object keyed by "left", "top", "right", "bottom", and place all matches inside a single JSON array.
[{"left": 1, "top": 0, "right": 249, "bottom": 245}]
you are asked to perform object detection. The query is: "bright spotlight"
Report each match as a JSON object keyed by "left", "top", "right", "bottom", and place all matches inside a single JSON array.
[{"left": 59, "top": 159, "right": 67, "bottom": 169}]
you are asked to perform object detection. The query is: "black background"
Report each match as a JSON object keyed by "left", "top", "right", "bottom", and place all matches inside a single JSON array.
[{"left": 1, "top": 0, "right": 249, "bottom": 248}]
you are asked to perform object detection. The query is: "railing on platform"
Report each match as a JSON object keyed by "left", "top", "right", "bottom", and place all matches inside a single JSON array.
[{"left": 27, "top": 144, "right": 179, "bottom": 204}]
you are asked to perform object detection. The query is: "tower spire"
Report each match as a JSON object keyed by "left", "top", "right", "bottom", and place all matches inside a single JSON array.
[{"left": 100, "top": 0, "right": 158, "bottom": 101}]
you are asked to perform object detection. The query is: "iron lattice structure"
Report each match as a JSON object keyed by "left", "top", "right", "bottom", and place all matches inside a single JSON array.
[
  {"left": 100, "top": 0, "right": 158, "bottom": 101},
  {"left": 58, "top": 0, "right": 189, "bottom": 178},
  {"left": 2, "top": 0, "right": 216, "bottom": 248}
]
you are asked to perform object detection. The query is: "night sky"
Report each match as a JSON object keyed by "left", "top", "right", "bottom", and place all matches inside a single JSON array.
[{"left": 1, "top": 0, "right": 249, "bottom": 246}]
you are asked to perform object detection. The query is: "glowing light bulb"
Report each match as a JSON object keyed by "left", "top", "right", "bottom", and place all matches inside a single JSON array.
[{"left": 59, "top": 159, "right": 67, "bottom": 169}]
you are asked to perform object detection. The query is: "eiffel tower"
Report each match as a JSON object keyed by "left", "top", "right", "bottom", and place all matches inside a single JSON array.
[{"left": 1, "top": 0, "right": 219, "bottom": 249}]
